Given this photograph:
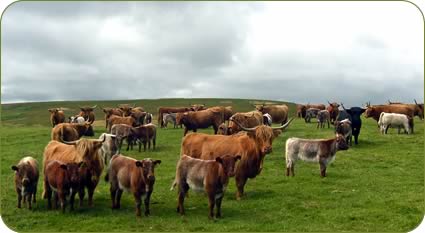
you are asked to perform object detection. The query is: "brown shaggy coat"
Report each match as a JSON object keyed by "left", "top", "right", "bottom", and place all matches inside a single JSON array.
[
  {"left": 49, "top": 109, "right": 66, "bottom": 127},
  {"left": 51, "top": 123, "right": 92, "bottom": 142}
]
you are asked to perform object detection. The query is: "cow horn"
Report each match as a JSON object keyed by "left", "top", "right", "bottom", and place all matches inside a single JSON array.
[
  {"left": 91, "top": 105, "right": 97, "bottom": 109},
  {"left": 230, "top": 118, "right": 256, "bottom": 132},
  {"left": 61, "top": 139, "right": 79, "bottom": 145},
  {"left": 414, "top": 99, "right": 418, "bottom": 105},
  {"left": 340, "top": 103, "right": 347, "bottom": 111},
  {"left": 271, "top": 118, "right": 294, "bottom": 130},
  {"left": 327, "top": 100, "right": 332, "bottom": 105},
  {"left": 98, "top": 134, "right": 106, "bottom": 143}
]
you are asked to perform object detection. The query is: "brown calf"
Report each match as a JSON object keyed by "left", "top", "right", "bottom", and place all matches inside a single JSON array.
[
  {"left": 44, "top": 160, "right": 84, "bottom": 212},
  {"left": 12, "top": 156, "right": 39, "bottom": 209},
  {"left": 128, "top": 124, "right": 157, "bottom": 152},
  {"left": 106, "top": 155, "right": 161, "bottom": 217},
  {"left": 171, "top": 155, "right": 241, "bottom": 219}
]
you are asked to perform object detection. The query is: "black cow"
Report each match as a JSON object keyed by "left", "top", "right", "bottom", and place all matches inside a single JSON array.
[{"left": 340, "top": 104, "right": 366, "bottom": 145}]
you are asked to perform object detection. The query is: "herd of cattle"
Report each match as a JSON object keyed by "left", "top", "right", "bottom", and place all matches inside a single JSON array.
[{"left": 11, "top": 100, "right": 423, "bottom": 219}]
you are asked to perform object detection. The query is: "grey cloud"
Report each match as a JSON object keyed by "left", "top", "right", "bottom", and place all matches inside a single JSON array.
[{"left": 1, "top": 2, "right": 423, "bottom": 106}]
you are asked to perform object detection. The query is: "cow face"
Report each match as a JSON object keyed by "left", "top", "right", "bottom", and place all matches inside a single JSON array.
[
  {"left": 63, "top": 162, "right": 84, "bottom": 188},
  {"left": 11, "top": 163, "right": 32, "bottom": 188},
  {"left": 135, "top": 159, "right": 161, "bottom": 183},
  {"left": 48, "top": 108, "right": 59, "bottom": 114},
  {"left": 248, "top": 126, "right": 275, "bottom": 154},
  {"left": 217, "top": 123, "right": 228, "bottom": 135},
  {"left": 347, "top": 107, "right": 366, "bottom": 121},
  {"left": 335, "top": 134, "right": 349, "bottom": 150},
  {"left": 215, "top": 155, "right": 241, "bottom": 177},
  {"left": 364, "top": 107, "right": 375, "bottom": 118}
]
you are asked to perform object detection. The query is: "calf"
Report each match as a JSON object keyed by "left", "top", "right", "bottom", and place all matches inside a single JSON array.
[
  {"left": 171, "top": 155, "right": 241, "bottom": 219},
  {"left": 106, "top": 155, "right": 161, "bottom": 217},
  {"left": 163, "top": 113, "right": 177, "bottom": 128},
  {"left": 335, "top": 119, "right": 353, "bottom": 146},
  {"left": 111, "top": 124, "right": 132, "bottom": 153},
  {"left": 317, "top": 110, "right": 330, "bottom": 128},
  {"left": 128, "top": 124, "right": 157, "bottom": 152},
  {"left": 12, "top": 156, "right": 39, "bottom": 209},
  {"left": 107, "top": 115, "right": 135, "bottom": 133},
  {"left": 378, "top": 112, "right": 411, "bottom": 134},
  {"left": 263, "top": 113, "right": 272, "bottom": 126},
  {"left": 285, "top": 135, "right": 349, "bottom": 177},
  {"left": 305, "top": 108, "right": 320, "bottom": 123},
  {"left": 44, "top": 160, "right": 83, "bottom": 212}
]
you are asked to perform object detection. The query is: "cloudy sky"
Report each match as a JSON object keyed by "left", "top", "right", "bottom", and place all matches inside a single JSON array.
[{"left": 1, "top": 1, "right": 423, "bottom": 106}]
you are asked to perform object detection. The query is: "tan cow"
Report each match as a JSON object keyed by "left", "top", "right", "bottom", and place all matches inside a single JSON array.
[
  {"left": 255, "top": 104, "right": 289, "bottom": 125},
  {"left": 106, "top": 155, "right": 161, "bottom": 217},
  {"left": 43, "top": 137, "right": 105, "bottom": 207},
  {"left": 51, "top": 122, "right": 92, "bottom": 142},
  {"left": 171, "top": 155, "right": 240, "bottom": 219},
  {"left": 181, "top": 118, "right": 293, "bottom": 200}
]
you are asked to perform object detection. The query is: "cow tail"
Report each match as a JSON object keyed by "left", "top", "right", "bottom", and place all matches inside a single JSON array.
[{"left": 170, "top": 179, "right": 177, "bottom": 191}]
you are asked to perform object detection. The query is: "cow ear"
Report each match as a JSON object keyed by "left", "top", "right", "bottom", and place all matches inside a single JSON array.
[
  {"left": 154, "top": 160, "right": 161, "bottom": 165},
  {"left": 272, "top": 129, "right": 282, "bottom": 138},
  {"left": 135, "top": 161, "right": 144, "bottom": 167},
  {"left": 235, "top": 155, "right": 242, "bottom": 161},
  {"left": 11, "top": 166, "right": 18, "bottom": 171},
  {"left": 60, "top": 164, "right": 67, "bottom": 170},
  {"left": 215, "top": 157, "right": 223, "bottom": 164}
]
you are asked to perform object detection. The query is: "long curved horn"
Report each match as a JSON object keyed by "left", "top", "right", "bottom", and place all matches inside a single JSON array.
[
  {"left": 61, "top": 139, "right": 79, "bottom": 145},
  {"left": 327, "top": 100, "right": 331, "bottom": 105},
  {"left": 340, "top": 103, "right": 347, "bottom": 111},
  {"left": 91, "top": 105, "right": 97, "bottom": 109},
  {"left": 414, "top": 99, "right": 418, "bottom": 105},
  {"left": 98, "top": 134, "right": 107, "bottom": 143},
  {"left": 271, "top": 118, "right": 294, "bottom": 130},
  {"left": 229, "top": 118, "right": 256, "bottom": 132}
]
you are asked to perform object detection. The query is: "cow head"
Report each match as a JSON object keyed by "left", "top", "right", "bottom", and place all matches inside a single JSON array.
[
  {"left": 346, "top": 107, "right": 366, "bottom": 119},
  {"left": 255, "top": 104, "right": 265, "bottom": 112},
  {"left": 61, "top": 162, "right": 85, "bottom": 188},
  {"left": 62, "top": 137, "right": 105, "bottom": 164},
  {"left": 364, "top": 106, "right": 375, "bottom": 118},
  {"left": 230, "top": 117, "right": 294, "bottom": 155},
  {"left": 335, "top": 134, "right": 349, "bottom": 151},
  {"left": 135, "top": 158, "right": 161, "bottom": 184},
  {"left": 191, "top": 104, "right": 206, "bottom": 111},
  {"left": 216, "top": 155, "right": 241, "bottom": 177},
  {"left": 217, "top": 123, "right": 228, "bottom": 135},
  {"left": 79, "top": 105, "right": 96, "bottom": 119},
  {"left": 11, "top": 161, "right": 33, "bottom": 189},
  {"left": 48, "top": 108, "right": 59, "bottom": 114},
  {"left": 414, "top": 99, "right": 424, "bottom": 119},
  {"left": 118, "top": 104, "right": 134, "bottom": 116}
]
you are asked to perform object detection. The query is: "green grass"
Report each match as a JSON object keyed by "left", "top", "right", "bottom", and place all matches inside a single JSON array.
[{"left": 1, "top": 98, "right": 423, "bottom": 232}]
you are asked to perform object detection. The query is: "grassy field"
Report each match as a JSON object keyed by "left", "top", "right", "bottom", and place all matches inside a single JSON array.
[{"left": 1, "top": 98, "right": 423, "bottom": 232}]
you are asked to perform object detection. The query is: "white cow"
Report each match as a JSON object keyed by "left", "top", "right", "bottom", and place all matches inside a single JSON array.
[{"left": 378, "top": 112, "right": 411, "bottom": 134}]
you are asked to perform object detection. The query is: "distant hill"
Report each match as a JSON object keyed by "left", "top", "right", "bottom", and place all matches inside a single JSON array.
[{"left": 1, "top": 98, "right": 296, "bottom": 126}]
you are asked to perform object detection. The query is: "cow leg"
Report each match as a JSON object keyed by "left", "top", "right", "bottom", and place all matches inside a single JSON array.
[
  {"left": 208, "top": 193, "right": 216, "bottom": 220},
  {"left": 27, "top": 194, "right": 32, "bottom": 210},
  {"left": 87, "top": 187, "right": 94, "bottom": 207},
  {"left": 213, "top": 125, "right": 218, "bottom": 135},
  {"left": 235, "top": 174, "right": 248, "bottom": 200},
  {"left": 153, "top": 137, "right": 156, "bottom": 150},
  {"left": 110, "top": 186, "right": 117, "bottom": 209},
  {"left": 144, "top": 192, "right": 152, "bottom": 216},
  {"left": 143, "top": 141, "right": 147, "bottom": 152},
  {"left": 215, "top": 194, "right": 223, "bottom": 218},
  {"left": 319, "top": 159, "right": 327, "bottom": 177},
  {"left": 183, "top": 127, "right": 188, "bottom": 136},
  {"left": 58, "top": 191, "right": 66, "bottom": 213},
  {"left": 327, "top": 120, "right": 330, "bottom": 128},
  {"left": 134, "top": 193, "right": 142, "bottom": 217},
  {"left": 177, "top": 183, "right": 188, "bottom": 215},
  {"left": 115, "top": 189, "right": 123, "bottom": 209},
  {"left": 53, "top": 192, "right": 58, "bottom": 209},
  {"left": 46, "top": 187, "right": 52, "bottom": 210},
  {"left": 70, "top": 190, "right": 77, "bottom": 211},
  {"left": 317, "top": 122, "right": 319, "bottom": 129},
  {"left": 33, "top": 185, "right": 37, "bottom": 203},
  {"left": 385, "top": 125, "right": 389, "bottom": 134},
  {"left": 78, "top": 188, "right": 85, "bottom": 207},
  {"left": 16, "top": 189, "right": 22, "bottom": 208}
]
